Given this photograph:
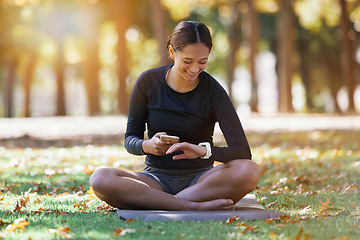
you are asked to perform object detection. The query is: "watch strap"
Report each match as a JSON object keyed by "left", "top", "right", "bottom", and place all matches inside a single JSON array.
[{"left": 198, "top": 142, "right": 212, "bottom": 159}]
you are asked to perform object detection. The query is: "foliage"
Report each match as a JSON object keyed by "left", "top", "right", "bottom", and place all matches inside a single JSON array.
[
  {"left": 1, "top": 0, "right": 359, "bottom": 116},
  {"left": 0, "top": 129, "right": 359, "bottom": 239}
]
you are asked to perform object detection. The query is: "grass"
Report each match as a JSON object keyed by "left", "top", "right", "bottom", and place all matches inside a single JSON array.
[{"left": 0, "top": 130, "right": 359, "bottom": 239}]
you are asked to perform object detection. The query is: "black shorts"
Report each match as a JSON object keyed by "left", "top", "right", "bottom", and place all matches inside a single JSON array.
[{"left": 139, "top": 166, "right": 213, "bottom": 195}]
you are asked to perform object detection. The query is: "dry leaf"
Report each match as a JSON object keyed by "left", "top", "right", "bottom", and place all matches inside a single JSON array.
[
  {"left": 239, "top": 223, "right": 258, "bottom": 233},
  {"left": 125, "top": 218, "right": 135, "bottom": 224},
  {"left": 225, "top": 216, "right": 241, "bottom": 225},
  {"left": 318, "top": 197, "right": 333, "bottom": 214},
  {"left": 113, "top": 228, "right": 136, "bottom": 236},
  {"left": 269, "top": 231, "right": 278, "bottom": 238},
  {"left": 48, "top": 227, "right": 72, "bottom": 238},
  {"left": 74, "top": 202, "right": 87, "bottom": 211},
  {"left": 295, "top": 226, "right": 304, "bottom": 240},
  {"left": 13, "top": 195, "right": 30, "bottom": 212},
  {"left": 0, "top": 219, "right": 9, "bottom": 227},
  {"left": 5, "top": 218, "right": 30, "bottom": 233},
  {"left": 86, "top": 186, "right": 96, "bottom": 199}
]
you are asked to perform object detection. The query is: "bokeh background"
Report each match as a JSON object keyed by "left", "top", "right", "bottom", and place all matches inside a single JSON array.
[{"left": 1, "top": 0, "right": 359, "bottom": 118}]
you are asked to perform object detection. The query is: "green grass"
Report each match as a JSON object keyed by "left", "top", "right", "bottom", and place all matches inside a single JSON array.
[{"left": 0, "top": 130, "right": 359, "bottom": 239}]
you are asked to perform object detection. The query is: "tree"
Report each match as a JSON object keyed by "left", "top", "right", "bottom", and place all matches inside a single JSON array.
[
  {"left": 23, "top": 51, "right": 37, "bottom": 117},
  {"left": 276, "top": 0, "right": 295, "bottom": 112},
  {"left": 226, "top": 0, "right": 242, "bottom": 102},
  {"left": 80, "top": 0, "right": 101, "bottom": 116},
  {"left": 43, "top": 3, "right": 73, "bottom": 116},
  {"left": 5, "top": 56, "right": 18, "bottom": 118},
  {"left": 246, "top": 0, "right": 260, "bottom": 112},
  {"left": 0, "top": 2, "right": 21, "bottom": 117},
  {"left": 111, "top": 0, "right": 131, "bottom": 115},
  {"left": 339, "top": 0, "right": 356, "bottom": 113},
  {"left": 151, "top": 0, "right": 170, "bottom": 66}
]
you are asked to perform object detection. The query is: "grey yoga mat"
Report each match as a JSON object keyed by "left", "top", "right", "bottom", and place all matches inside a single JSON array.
[{"left": 116, "top": 194, "right": 285, "bottom": 221}]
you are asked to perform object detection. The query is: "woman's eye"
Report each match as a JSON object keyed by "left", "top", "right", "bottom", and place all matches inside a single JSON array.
[
  {"left": 200, "top": 62, "right": 207, "bottom": 65},
  {"left": 184, "top": 61, "right": 191, "bottom": 64}
]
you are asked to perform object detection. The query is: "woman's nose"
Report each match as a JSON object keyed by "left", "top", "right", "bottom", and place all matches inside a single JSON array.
[{"left": 189, "top": 64, "right": 200, "bottom": 73}]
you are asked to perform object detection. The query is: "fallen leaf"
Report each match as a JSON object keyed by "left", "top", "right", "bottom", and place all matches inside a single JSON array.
[
  {"left": 5, "top": 218, "right": 30, "bottom": 233},
  {"left": 269, "top": 231, "right": 278, "bottom": 238},
  {"left": 238, "top": 223, "right": 258, "bottom": 233},
  {"left": 125, "top": 218, "right": 135, "bottom": 224},
  {"left": 295, "top": 226, "right": 312, "bottom": 240},
  {"left": 225, "top": 216, "right": 241, "bottom": 225},
  {"left": 274, "top": 224, "right": 286, "bottom": 228},
  {"left": 0, "top": 219, "right": 9, "bottom": 227},
  {"left": 48, "top": 227, "right": 72, "bottom": 238},
  {"left": 74, "top": 202, "right": 88, "bottom": 211},
  {"left": 266, "top": 215, "right": 290, "bottom": 224},
  {"left": 113, "top": 228, "right": 136, "bottom": 236},
  {"left": 13, "top": 195, "right": 30, "bottom": 212},
  {"left": 87, "top": 186, "right": 96, "bottom": 199},
  {"left": 318, "top": 197, "right": 333, "bottom": 214},
  {"left": 295, "top": 226, "right": 304, "bottom": 240}
]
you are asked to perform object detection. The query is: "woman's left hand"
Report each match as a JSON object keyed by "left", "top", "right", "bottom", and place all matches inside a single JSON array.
[{"left": 166, "top": 142, "right": 207, "bottom": 160}]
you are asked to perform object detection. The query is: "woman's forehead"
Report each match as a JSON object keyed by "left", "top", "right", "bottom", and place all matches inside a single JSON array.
[{"left": 177, "top": 43, "right": 210, "bottom": 59}]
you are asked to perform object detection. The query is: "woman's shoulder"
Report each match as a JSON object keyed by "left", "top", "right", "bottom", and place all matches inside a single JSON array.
[
  {"left": 135, "top": 65, "right": 170, "bottom": 91},
  {"left": 200, "top": 71, "right": 227, "bottom": 95},
  {"left": 139, "top": 65, "right": 169, "bottom": 80}
]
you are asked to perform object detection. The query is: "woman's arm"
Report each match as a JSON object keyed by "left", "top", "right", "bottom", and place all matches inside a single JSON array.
[{"left": 210, "top": 85, "right": 252, "bottom": 162}]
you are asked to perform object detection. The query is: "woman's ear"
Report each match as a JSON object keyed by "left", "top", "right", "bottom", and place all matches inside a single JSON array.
[{"left": 168, "top": 45, "right": 175, "bottom": 60}]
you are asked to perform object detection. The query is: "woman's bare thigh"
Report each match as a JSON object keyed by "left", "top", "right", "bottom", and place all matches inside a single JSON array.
[{"left": 92, "top": 168, "right": 164, "bottom": 192}]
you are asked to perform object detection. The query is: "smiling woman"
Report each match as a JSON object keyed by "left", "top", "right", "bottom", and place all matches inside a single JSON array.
[{"left": 90, "top": 21, "right": 260, "bottom": 211}]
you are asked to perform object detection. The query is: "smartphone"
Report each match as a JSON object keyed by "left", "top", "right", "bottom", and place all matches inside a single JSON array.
[{"left": 160, "top": 135, "right": 180, "bottom": 144}]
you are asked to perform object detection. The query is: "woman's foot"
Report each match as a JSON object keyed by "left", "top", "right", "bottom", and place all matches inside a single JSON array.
[{"left": 190, "top": 199, "right": 235, "bottom": 211}]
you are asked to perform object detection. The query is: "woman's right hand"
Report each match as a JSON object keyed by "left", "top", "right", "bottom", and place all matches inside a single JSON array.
[{"left": 142, "top": 132, "right": 173, "bottom": 156}]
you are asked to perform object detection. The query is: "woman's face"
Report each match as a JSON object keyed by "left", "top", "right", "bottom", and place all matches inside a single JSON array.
[{"left": 170, "top": 42, "right": 210, "bottom": 83}]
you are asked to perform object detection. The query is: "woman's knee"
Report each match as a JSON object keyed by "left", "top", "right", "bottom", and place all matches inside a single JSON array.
[
  {"left": 89, "top": 168, "right": 122, "bottom": 192},
  {"left": 229, "top": 160, "right": 261, "bottom": 190},
  {"left": 89, "top": 168, "right": 109, "bottom": 190}
]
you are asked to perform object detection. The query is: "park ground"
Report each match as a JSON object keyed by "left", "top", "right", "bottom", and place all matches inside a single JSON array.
[{"left": 0, "top": 114, "right": 359, "bottom": 239}]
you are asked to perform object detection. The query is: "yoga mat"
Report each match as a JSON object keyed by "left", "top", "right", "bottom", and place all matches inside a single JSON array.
[{"left": 116, "top": 194, "right": 285, "bottom": 221}]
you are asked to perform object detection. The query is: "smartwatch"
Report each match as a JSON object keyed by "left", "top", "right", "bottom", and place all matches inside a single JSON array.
[{"left": 198, "top": 142, "right": 212, "bottom": 159}]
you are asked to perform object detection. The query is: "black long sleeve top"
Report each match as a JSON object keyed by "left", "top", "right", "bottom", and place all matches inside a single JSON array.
[{"left": 125, "top": 65, "right": 251, "bottom": 170}]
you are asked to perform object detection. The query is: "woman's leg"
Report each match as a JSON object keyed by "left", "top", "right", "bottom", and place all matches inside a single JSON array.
[
  {"left": 176, "top": 159, "right": 260, "bottom": 203},
  {"left": 89, "top": 168, "right": 235, "bottom": 210}
]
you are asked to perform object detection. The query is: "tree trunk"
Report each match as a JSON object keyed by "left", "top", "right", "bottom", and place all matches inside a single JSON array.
[
  {"left": 5, "top": 56, "right": 18, "bottom": 118},
  {"left": 111, "top": 0, "right": 130, "bottom": 115},
  {"left": 151, "top": 0, "right": 169, "bottom": 66},
  {"left": 55, "top": 41, "right": 66, "bottom": 116},
  {"left": 227, "top": 0, "right": 241, "bottom": 103},
  {"left": 80, "top": 2, "right": 100, "bottom": 116},
  {"left": 276, "top": 0, "right": 295, "bottom": 112},
  {"left": 297, "top": 28, "right": 314, "bottom": 111},
  {"left": 339, "top": 0, "right": 356, "bottom": 113},
  {"left": 23, "top": 52, "right": 37, "bottom": 117},
  {"left": 246, "top": 0, "right": 259, "bottom": 112}
]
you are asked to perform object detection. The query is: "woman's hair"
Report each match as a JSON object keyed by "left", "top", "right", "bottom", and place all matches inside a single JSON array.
[{"left": 167, "top": 21, "right": 212, "bottom": 52}]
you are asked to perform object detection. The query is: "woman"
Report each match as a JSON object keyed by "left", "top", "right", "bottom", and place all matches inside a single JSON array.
[{"left": 90, "top": 21, "right": 260, "bottom": 211}]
